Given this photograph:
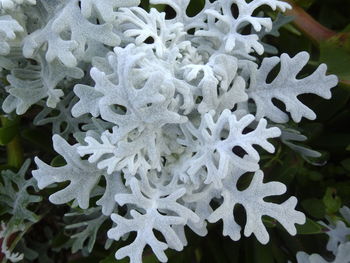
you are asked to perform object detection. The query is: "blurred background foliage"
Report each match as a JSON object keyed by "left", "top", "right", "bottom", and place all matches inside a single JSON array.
[{"left": 1, "top": 0, "right": 350, "bottom": 262}]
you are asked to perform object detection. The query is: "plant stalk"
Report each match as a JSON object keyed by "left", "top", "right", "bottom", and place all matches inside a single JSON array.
[
  {"left": 285, "top": 0, "right": 336, "bottom": 44},
  {"left": 0, "top": 116, "right": 23, "bottom": 169}
]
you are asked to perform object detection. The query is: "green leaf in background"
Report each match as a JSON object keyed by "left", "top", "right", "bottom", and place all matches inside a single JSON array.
[
  {"left": 221, "top": 242, "right": 240, "bottom": 263},
  {"left": 296, "top": 218, "right": 325, "bottom": 235},
  {"left": 307, "top": 171, "right": 323, "bottom": 181},
  {"left": 262, "top": 216, "right": 277, "bottom": 228},
  {"left": 316, "top": 133, "right": 350, "bottom": 153},
  {"left": 206, "top": 237, "right": 229, "bottom": 263},
  {"left": 301, "top": 198, "right": 325, "bottom": 219},
  {"left": 99, "top": 247, "right": 179, "bottom": 263},
  {"left": 323, "top": 187, "right": 342, "bottom": 214},
  {"left": 50, "top": 155, "right": 67, "bottom": 167},
  {"left": 313, "top": 87, "right": 350, "bottom": 122},
  {"left": 143, "top": 253, "right": 161, "bottom": 263},
  {"left": 271, "top": 240, "right": 287, "bottom": 263},
  {"left": 21, "top": 127, "right": 52, "bottom": 152},
  {"left": 319, "top": 33, "right": 350, "bottom": 85},
  {"left": 186, "top": 0, "right": 205, "bottom": 17},
  {"left": 0, "top": 116, "right": 23, "bottom": 168},
  {"left": 0, "top": 1, "right": 349, "bottom": 262},
  {"left": 68, "top": 255, "right": 102, "bottom": 263},
  {"left": 244, "top": 239, "right": 255, "bottom": 263},
  {"left": 51, "top": 230, "right": 71, "bottom": 250},
  {"left": 253, "top": 241, "right": 274, "bottom": 263},
  {"left": 99, "top": 254, "right": 127, "bottom": 263},
  {"left": 0, "top": 116, "right": 19, "bottom": 145},
  {"left": 341, "top": 158, "right": 350, "bottom": 172},
  {"left": 294, "top": 0, "right": 316, "bottom": 9},
  {"left": 140, "top": 0, "right": 149, "bottom": 10}
]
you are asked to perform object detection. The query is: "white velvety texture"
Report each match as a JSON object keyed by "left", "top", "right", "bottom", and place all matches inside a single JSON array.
[
  {"left": 0, "top": 0, "right": 35, "bottom": 10},
  {"left": 0, "top": 15, "right": 23, "bottom": 55},
  {"left": 208, "top": 168, "right": 305, "bottom": 244},
  {"left": 0, "top": 0, "right": 336, "bottom": 262},
  {"left": 33, "top": 134, "right": 126, "bottom": 215},
  {"left": 247, "top": 52, "right": 338, "bottom": 123}
]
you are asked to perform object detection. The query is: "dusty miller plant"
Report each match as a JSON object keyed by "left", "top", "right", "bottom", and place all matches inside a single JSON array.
[
  {"left": 295, "top": 206, "right": 350, "bottom": 263},
  {"left": 0, "top": 0, "right": 339, "bottom": 262}
]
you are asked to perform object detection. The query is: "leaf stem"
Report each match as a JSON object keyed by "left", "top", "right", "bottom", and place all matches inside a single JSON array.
[
  {"left": 0, "top": 116, "right": 23, "bottom": 169},
  {"left": 285, "top": 1, "right": 350, "bottom": 86},
  {"left": 285, "top": 0, "right": 336, "bottom": 44}
]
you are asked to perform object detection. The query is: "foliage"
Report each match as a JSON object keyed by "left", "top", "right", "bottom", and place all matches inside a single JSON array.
[{"left": 0, "top": 0, "right": 350, "bottom": 262}]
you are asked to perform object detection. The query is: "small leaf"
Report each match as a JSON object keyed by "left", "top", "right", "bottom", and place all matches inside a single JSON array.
[
  {"left": 323, "top": 188, "right": 342, "bottom": 214},
  {"left": 262, "top": 216, "right": 277, "bottom": 228},
  {"left": 296, "top": 218, "right": 325, "bottom": 235}
]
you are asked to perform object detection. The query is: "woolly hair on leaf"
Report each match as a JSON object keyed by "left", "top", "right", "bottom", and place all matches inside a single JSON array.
[
  {"left": 207, "top": 168, "right": 305, "bottom": 243},
  {"left": 0, "top": 15, "right": 23, "bottom": 55},
  {"left": 33, "top": 135, "right": 126, "bottom": 215},
  {"left": 246, "top": 52, "right": 338, "bottom": 123},
  {"left": 20, "top": 0, "right": 340, "bottom": 262}
]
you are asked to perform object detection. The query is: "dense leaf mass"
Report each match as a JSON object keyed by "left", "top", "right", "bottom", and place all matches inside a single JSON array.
[{"left": 0, "top": 0, "right": 346, "bottom": 262}]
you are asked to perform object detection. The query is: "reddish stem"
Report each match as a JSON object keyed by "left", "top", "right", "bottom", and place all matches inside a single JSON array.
[
  {"left": 0, "top": 233, "right": 17, "bottom": 261},
  {"left": 285, "top": 0, "right": 336, "bottom": 44}
]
